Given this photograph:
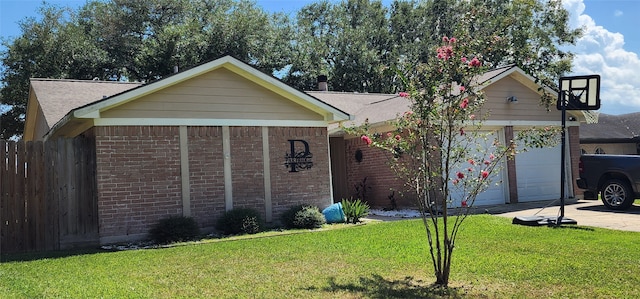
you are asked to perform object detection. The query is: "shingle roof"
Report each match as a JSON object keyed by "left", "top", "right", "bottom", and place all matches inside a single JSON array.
[
  {"left": 30, "top": 79, "right": 142, "bottom": 128},
  {"left": 580, "top": 112, "right": 640, "bottom": 142}
]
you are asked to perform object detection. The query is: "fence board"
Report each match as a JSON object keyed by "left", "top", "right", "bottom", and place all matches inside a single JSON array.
[{"left": 0, "top": 138, "right": 98, "bottom": 255}]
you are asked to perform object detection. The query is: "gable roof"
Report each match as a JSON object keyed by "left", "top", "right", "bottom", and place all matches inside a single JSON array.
[
  {"left": 580, "top": 112, "right": 640, "bottom": 143},
  {"left": 29, "top": 79, "right": 142, "bottom": 129},
  {"left": 28, "top": 56, "right": 350, "bottom": 140},
  {"left": 310, "top": 65, "right": 561, "bottom": 135}
]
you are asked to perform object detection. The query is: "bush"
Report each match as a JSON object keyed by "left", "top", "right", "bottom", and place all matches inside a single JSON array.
[
  {"left": 149, "top": 215, "right": 200, "bottom": 244},
  {"left": 342, "top": 198, "right": 370, "bottom": 224},
  {"left": 281, "top": 205, "right": 326, "bottom": 229},
  {"left": 216, "top": 208, "right": 263, "bottom": 235}
]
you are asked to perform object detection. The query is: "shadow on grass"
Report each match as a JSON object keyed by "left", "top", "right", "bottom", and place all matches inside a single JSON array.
[
  {"left": 311, "top": 274, "right": 475, "bottom": 298},
  {"left": 1, "top": 248, "right": 105, "bottom": 263}
]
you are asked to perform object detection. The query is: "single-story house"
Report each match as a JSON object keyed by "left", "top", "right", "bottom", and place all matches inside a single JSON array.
[
  {"left": 312, "top": 65, "right": 586, "bottom": 208},
  {"left": 580, "top": 112, "right": 640, "bottom": 155},
  {"left": 23, "top": 56, "right": 351, "bottom": 244}
]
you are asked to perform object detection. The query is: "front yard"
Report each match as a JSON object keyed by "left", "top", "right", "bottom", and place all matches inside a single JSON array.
[{"left": 1, "top": 215, "right": 639, "bottom": 298}]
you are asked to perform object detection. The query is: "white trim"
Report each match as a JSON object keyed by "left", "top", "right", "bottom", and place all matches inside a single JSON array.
[
  {"left": 481, "top": 120, "right": 578, "bottom": 127},
  {"left": 222, "top": 126, "right": 233, "bottom": 211},
  {"left": 93, "top": 118, "right": 329, "bottom": 128},
  {"left": 262, "top": 127, "right": 272, "bottom": 222},
  {"left": 484, "top": 66, "right": 556, "bottom": 95},
  {"left": 179, "top": 126, "right": 191, "bottom": 217}
]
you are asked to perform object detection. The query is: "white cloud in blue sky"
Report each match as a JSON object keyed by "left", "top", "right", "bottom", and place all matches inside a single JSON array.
[
  {"left": 562, "top": 0, "right": 640, "bottom": 115},
  {"left": 614, "top": 10, "right": 623, "bottom": 17}
]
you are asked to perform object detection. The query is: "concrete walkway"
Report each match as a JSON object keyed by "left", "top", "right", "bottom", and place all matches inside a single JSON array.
[
  {"left": 368, "top": 199, "right": 640, "bottom": 232},
  {"left": 486, "top": 199, "right": 640, "bottom": 232}
]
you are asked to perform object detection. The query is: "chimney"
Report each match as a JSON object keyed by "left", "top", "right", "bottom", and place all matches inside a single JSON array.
[{"left": 317, "top": 75, "right": 328, "bottom": 91}]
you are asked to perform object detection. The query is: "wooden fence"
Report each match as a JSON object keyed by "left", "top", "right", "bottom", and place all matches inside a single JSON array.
[{"left": 0, "top": 138, "right": 98, "bottom": 254}]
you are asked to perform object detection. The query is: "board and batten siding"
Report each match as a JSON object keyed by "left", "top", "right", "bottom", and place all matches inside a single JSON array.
[
  {"left": 101, "top": 68, "right": 323, "bottom": 121},
  {"left": 481, "top": 76, "right": 560, "bottom": 122}
]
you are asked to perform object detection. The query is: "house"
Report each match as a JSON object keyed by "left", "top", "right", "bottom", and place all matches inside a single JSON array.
[
  {"left": 312, "top": 65, "right": 586, "bottom": 208},
  {"left": 23, "top": 56, "right": 350, "bottom": 244},
  {"left": 580, "top": 112, "right": 640, "bottom": 155}
]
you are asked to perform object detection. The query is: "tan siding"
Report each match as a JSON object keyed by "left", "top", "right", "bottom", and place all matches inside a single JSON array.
[
  {"left": 481, "top": 76, "right": 559, "bottom": 121},
  {"left": 102, "top": 68, "right": 323, "bottom": 121},
  {"left": 33, "top": 108, "right": 51, "bottom": 141}
]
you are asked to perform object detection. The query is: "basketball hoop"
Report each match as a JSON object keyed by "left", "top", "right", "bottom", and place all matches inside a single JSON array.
[{"left": 582, "top": 110, "right": 600, "bottom": 124}]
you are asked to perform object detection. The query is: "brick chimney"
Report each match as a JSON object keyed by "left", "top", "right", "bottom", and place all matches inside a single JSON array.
[{"left": 317, "top": 75, "right": 328, "bottom": 91}]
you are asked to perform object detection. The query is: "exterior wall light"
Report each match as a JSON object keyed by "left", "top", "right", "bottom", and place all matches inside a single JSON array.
[{"left": 507, "top": 96, "right": 518, "bottom": 103}]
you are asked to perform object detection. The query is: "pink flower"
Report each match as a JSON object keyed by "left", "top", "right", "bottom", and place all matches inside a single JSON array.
[
  {"left": 386, "top": 132, "right": 392, "bottom": 137},
  {"left": 469, "top": 57, "right": 482, "bottom": 67},
  {"left": 459, "top": 85, "right": 466, "bottom": 92},
  {"left": 459, "top": 98, "right": 469, "bottom": 109},
  {"left": 469, "top": 114, "right": 476, "bottom": 120},
  {"left": 461, "top": 57, "right": 468, "bottom": 63},
  {"left": 452, "top": 179, "right": 459, "bottom": 185},
  {"left": 460, "top": 128, "right": 465, "bottom": 136},
  {"left": 468, "top": 159, "right": 475, "bottom": 165},
  {"left": 404, "top": 111, "right": 413, "bottom": 116},
  {"left": 442, "top": 36, "right": 449, "bottom": 43},
  {"left": 399, "top": 92, "right": 410, "bottom": 98},
  {"left": 457, "top": 172, "right": 465, "bottom": 179},
  {"left": 461, "top": 200, "right": 468, "bottom": 207},
  {"left": 484, "top": 160, "right": 491, "bottom": 165},
  {"left": 481, "top": 170, "right": 489, "bottom": 179},
  {"left": 489, "top": 153, "right": 495, "bottom": 160},
  {"left": 449, "top": 37, "right": 457, "bottom": 43},
  {"left": 467, "top": 167, "right": 473, "bottom": 172},
  {"left": 361, "top": 135, "right": 372, "bottom": 145},
  {"left": 437, "top": 45, "right": 453, "bottom": 60},
  {"left": 395, "top": 135, "right": 402, "bottom": 141}
]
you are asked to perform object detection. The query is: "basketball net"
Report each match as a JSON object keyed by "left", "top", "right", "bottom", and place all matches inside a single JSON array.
[{"left": 582, "top": 110, "right": 600, "bottom": 124}]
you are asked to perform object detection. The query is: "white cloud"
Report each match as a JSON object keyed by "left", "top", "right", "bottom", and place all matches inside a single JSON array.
[
  {"left": 562, "top": 0, "right": 640, "bottom": 115},
  {"left": 614, "top": 10, "right": 623, "bottom": 17}
]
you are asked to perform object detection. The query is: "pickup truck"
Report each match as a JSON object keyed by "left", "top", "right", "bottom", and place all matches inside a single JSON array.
[{"left": 577, "top": 154, "right": 640, "bottom": 210}]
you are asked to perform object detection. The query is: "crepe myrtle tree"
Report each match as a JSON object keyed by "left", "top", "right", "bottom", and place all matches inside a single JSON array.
[{"left": 345, "top": 36, "right": 559, "bottom": 287}]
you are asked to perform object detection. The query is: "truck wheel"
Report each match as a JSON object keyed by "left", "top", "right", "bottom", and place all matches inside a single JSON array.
[{"left": 601, "top": 179, "right": 635, "bottom": 210}]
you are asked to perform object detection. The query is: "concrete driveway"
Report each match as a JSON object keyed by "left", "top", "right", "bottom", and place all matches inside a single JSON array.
[{"left": 487, "top": 199, "right": 640, "bottom": 232}]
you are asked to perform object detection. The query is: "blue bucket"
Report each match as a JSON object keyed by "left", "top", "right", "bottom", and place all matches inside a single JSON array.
[{"left": 322, "top": 202, "right": 346, "bottom": 223}]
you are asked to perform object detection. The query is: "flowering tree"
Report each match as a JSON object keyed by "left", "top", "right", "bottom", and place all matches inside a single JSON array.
[{"left": 347, "top": 35, "right": 559, "bottom": 287}]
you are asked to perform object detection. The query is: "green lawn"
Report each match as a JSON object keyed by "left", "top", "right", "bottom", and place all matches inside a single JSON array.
[{"left": 1, "top": 215, "right": 639, "bottom": 298}]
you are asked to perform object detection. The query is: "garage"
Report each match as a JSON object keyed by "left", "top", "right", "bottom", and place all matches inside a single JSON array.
[{"left": 515, "top": 136, "right": 562, "bottom": 202}]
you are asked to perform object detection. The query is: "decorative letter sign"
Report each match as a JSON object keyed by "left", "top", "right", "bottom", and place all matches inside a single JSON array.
[{"left": 284, "top": 139, "right": 313, "bottom": 172}]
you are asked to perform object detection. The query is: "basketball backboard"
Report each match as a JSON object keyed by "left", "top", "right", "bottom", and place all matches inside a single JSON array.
[{"left": 557, "top": 75, "right": 600, "bottom": 111}]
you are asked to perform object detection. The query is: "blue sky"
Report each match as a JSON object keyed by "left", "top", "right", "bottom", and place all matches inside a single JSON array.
[{"left": 1, "top": 0, "right": 639, "bottom": 115}]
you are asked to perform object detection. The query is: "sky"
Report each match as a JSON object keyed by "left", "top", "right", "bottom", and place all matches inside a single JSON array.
[{"left": 0, "top": 0, "right": 639, "bottom": 116}]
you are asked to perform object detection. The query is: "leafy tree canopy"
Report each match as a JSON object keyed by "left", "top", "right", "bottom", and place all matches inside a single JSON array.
[{"left": 0, "top": 0, "right": 579, "bottom": 139}]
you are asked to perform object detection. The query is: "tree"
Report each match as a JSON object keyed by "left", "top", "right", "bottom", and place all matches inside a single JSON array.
[
  {"left": 0, "top": 0, "right": 293, "bottom": 139},
  {"left": 347, "top": 19, "right": 559, "bottom": 287}
]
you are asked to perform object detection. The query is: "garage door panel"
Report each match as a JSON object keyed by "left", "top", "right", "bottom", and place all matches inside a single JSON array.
[{"left": 515, "top": 137, "right": 561, "bottom": 202}]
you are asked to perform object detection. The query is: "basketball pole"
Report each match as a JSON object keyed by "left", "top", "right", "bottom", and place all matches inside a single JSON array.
[{"left": 559, "top": 90, "right": 567, "bottom": 225}]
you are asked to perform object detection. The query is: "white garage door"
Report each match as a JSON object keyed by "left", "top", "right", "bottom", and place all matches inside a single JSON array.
[
  {"left": 448, "top": 130, "right": 507, "bottom": 207},
  {"left": 515, "top": 137, "right": 561, "bottom": 202}
]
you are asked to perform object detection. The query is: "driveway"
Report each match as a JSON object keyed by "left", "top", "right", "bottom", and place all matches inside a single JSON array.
[{"left": 487, "top": 199, "right": 640, "bottom": 232}]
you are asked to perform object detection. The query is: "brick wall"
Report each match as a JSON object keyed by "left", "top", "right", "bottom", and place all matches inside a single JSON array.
[
  {"left": 230, "top": 127, "right": 266, "bottom": 218},
  {"left": 344, "top": 137, "right": 413, "bottom": 208},
  {"left": 93, "top": 125, "right": 333, "bottom": 242},
  {"left": 188, "top": 126, "right": 225, "bottom": 229},
  {"left": 269, "top": 127, "right": 332, "bottom": 220},
  {"left": 94, "top": 126, "right": 182, "bottom": 242}
]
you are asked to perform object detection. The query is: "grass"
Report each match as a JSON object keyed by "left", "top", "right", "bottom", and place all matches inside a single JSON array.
[{"left": 1, "top": 215, "right": 640, "bottom": 298}]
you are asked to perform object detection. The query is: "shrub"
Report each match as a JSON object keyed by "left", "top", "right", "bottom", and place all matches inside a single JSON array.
[
  {"left": 216, "top": 208, "right": 264, "bottom": 235},
  {"left": 281, "top": 205, "right": 326, "bottom": 229},
  {"left": 281, "top": 205, "right": 305, "bottom": 228},
  {"left": 342, "top": 198, "right": 370, "bottom": 224},
  {"left": 149, "top": 215, "right": 200, "bottom": 244}
]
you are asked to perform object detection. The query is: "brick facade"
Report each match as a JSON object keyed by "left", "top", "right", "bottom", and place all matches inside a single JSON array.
[
  {"left": 92, "top": 125, "right": 332, "bottom": 243},
  {"left": 94, "top": 126, "right": 182, "bottom": 243},
  {"left": 343, "top": 137, "right": 413, "bottom": 208}
]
